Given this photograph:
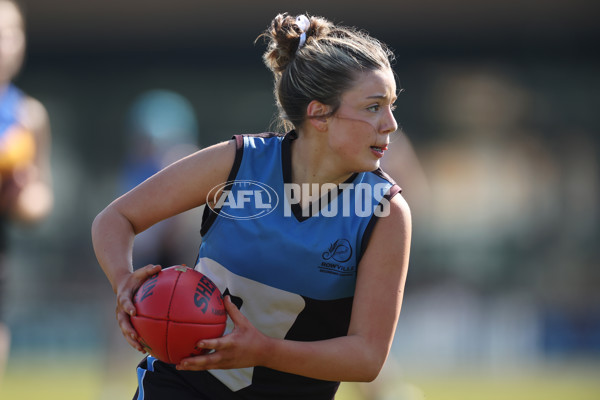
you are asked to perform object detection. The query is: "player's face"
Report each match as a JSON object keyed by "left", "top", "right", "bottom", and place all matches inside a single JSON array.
[
  {"left": 327, "top": 68, "right": 398, "bottom": 172},
  {"left": 0, "top": 1, "right": 25, "bottom": 85}
]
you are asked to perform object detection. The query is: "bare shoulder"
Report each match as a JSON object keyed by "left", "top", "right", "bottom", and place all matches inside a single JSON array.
[
  {"left": 357, "top": 192, "right": 412, "bottom": 276},
  {"left": 170, "top": 138, "right": 236, "bottom": 182},
  {"left": 377, "top": 192, "right": 412, "bottom": 240}
]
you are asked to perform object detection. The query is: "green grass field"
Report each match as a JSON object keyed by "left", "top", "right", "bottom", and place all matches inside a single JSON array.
[{"left": 1, "top": 354, "right": 599, "bottom": 400}]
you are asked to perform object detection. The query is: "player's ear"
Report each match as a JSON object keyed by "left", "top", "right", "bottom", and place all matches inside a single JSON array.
[{"left": 306, "top": 100, "right": 331, "bottom": 132}]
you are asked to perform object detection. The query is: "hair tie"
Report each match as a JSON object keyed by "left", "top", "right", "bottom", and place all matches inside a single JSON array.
[{"left": 295, "top": 15, "right": 310, "bottom": 53}]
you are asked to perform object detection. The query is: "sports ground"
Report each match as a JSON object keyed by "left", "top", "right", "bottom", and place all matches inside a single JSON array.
[{"left": 2, "top": 352, "right": 599, "bottom": 399}]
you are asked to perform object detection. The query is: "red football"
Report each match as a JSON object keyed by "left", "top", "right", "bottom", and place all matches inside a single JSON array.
[{"left": 131, "top": 265, "right": 227, "bottom": 364}]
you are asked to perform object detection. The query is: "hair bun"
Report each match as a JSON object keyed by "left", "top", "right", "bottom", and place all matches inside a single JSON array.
[
  {"left": 259, "top": 12, "right": 394, "bottom": 131},
  {"left": 260, "top": 13, "right": 331, "bottom": 74}
]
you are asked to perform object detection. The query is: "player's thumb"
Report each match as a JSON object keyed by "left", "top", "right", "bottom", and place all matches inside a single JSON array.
[{"left": 138, "top": 263, "right": 162, "bottom": 278}]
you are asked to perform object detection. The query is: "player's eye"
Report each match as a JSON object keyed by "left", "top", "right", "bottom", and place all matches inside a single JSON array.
[
  {"left": 367, "top": 103, "right": 396, "bottom": 113},
  {"left": 367, "top": 104, "right": 381, "bottom": 113}
]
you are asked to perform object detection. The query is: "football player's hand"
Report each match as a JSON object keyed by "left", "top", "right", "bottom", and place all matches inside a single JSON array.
[
  {"left": 115, "top": 264, "right": 162, "bottom": 352},
  {"left": 177, "top": 295, "right": 269, "bottom": 370}
]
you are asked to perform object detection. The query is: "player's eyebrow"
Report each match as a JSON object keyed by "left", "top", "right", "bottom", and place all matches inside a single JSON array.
[{"left": 366, "top": 94, "right": 398, "bottom": 102}]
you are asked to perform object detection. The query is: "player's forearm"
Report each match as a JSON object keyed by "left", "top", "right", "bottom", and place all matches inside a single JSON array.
[
  {"left": 91, "top": 206, "right": 135, "bottom": 293},
  {"left": 261, "top": 334, "right": 386, "bottom": 382}
]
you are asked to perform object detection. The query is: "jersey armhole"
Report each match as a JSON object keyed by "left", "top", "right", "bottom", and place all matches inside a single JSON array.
[
  {"left": 358, "top": 183, "right": 402, "bottom": 262},
  {"left": 200, "top": 135, "right": 245, "bottom": 236}
]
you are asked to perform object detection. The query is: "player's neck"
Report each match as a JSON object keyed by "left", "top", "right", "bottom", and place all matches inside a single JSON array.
[{"left": 290, "top": 133, "right": 353, "bottom": 187}]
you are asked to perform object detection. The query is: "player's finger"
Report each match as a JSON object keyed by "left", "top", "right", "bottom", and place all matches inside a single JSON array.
[
  {"left": 118, "top": 264, "right": 161, "bottom": 316},
  {"left": 223, "top": 295, "right": 246, "bottom": 324},
  {"left": 135, "top": 264, "right": 162, "bottom": 280},
  {"left": 116, "top": 309, "right": 144, "bottom": 352},
  {"left": 116, "top": 308, "right": 136, "bottom": 337},
  {"left": 117, "top": 288, "right": 137, "bottom": 316},
  {"left": 178, "top": 351, "right": 223, "bottom": 370},
  {"left": 132, "top": 264, "right": 162, "bottom": 289},
  {"left": 195, "top": 336, "right": 226, "bottom": 350}
]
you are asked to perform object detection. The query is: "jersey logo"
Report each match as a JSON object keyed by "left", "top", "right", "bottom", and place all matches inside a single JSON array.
[
  {"left": 206, "top": 180, "right": 279, "bottom": 220},
  {"left": 322, "top": 239, "right": 352, "bottom": 263},
  {"left": 319, "top": 239, "right": 356, "bottom": 277}
]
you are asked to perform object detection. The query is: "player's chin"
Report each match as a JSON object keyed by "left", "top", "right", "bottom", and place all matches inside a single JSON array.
[{"left": 356, "top": 157, "right": 381, "bottom": 172}]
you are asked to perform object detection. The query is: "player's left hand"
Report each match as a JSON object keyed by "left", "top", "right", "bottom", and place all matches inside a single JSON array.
[{"left": 176, "top": 295, "right": 269, "bottom": 371}]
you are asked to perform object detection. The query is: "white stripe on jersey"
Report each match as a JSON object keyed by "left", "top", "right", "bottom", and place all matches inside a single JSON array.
[{"left": 195, "top": 257, "right": 306, "bottom": 391}]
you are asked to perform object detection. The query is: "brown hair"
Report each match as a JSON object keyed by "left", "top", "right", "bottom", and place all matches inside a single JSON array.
[{"left": 260, "top": 13, "right": 395, "bottom": 131}]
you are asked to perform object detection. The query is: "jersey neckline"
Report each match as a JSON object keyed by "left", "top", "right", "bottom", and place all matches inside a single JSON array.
[{"left": 281, "top": 131, "right": 358, "bottom": 223}]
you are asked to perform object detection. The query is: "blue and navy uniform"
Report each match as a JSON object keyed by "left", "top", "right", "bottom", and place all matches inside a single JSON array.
[{"left": 134, "top": 131, "right": 401, "bottom": 400}]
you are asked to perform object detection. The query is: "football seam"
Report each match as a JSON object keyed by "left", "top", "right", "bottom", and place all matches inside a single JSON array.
[
  {"left": 131, "top": 315, "right": 225, "bottom": 325},
  {"left": 165, "top": 271, "right": 183, "bottom": 363}
]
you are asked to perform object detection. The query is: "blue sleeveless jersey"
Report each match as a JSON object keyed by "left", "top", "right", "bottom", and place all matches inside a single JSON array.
[{"left": 193, "top": 132, "right": 400, "bottom": 399}]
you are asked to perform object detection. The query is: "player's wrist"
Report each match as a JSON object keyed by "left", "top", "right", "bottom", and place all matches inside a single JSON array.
[
  {"left": 112, "top": 269, "right": 134, "bottom": 295},
  {"left": 256, "top": 335, "right": 280, "bottom": 368}
]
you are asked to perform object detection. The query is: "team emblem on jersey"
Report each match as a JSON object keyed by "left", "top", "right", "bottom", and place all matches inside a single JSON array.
[{"left": 322, "top": 239, "right": 353, "bottom": 263}]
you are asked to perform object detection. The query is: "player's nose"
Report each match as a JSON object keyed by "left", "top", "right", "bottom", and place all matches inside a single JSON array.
[{"left": 379, "top": 107, "right": 398, "bottom": 135}]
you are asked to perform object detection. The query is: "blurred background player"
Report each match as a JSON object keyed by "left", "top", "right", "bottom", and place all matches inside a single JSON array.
[
  {"left": 97, "top": 90, "right": 201, "bottom": 396},
  {"left": 119, "top": 89, "right": 200, "bottom": 269},
  {"left": 0, "top": 0, "right": 53, "bottom": 385}
]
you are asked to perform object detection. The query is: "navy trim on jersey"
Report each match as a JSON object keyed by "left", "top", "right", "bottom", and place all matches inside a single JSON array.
[
  {"left": 359, "top": 168, "right": 402, "bottom": 260},
  {"left": 279, "top": 130, "right": 359, "bottom": 222},
  {"left": 200, "top": 133, "right": 283, "bottom": 236}
]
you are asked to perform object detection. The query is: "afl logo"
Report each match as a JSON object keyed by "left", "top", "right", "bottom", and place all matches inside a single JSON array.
[
  {"left": 206, "top": 180, "right": 279, "bottom": 220},
  {"left": 322, "top": 239, "right": 353, "bottom": 263}
]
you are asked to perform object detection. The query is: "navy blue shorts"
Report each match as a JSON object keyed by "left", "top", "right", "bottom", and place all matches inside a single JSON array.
[
  {"left": 133, "top": 356, "right": 236, "bottom": 400},
  {"left": 133, "top": 356, "right": 339, "bottom": 399}
]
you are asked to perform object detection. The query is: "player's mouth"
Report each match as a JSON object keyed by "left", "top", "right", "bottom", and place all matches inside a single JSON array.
[{"left": 370, "top": 144, "right": 388, "bottom": 158}]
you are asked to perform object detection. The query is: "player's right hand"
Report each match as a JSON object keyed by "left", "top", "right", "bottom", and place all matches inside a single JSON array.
[{"left": 115, "top": 264, "right": 162, "bottom": 352}]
